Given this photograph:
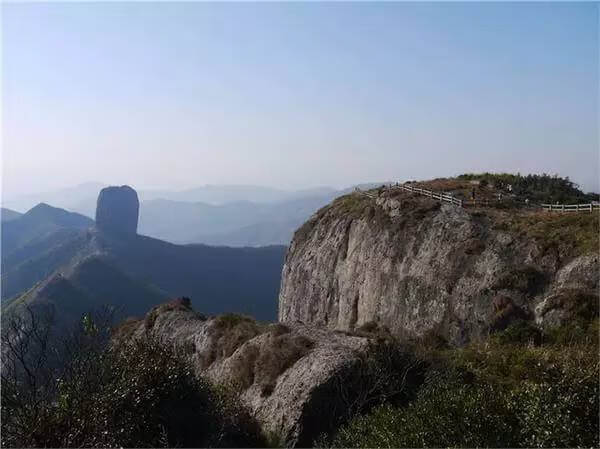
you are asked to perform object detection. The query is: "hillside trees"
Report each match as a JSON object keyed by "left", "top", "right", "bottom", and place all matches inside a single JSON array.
[{"left": 0, "top": 306, "right": 263, "bottom": 448}]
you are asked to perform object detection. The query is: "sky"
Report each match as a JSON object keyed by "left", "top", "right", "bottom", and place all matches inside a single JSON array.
[{"left": 2, "top": 2, "right": 599, "bottom": 197}]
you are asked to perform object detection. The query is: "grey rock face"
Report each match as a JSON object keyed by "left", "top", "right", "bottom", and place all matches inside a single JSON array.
[
  {"left": 279, "top": 190, "right": 599, "bottom": 344},
  {"left": 122, "top": 300, "right": 375, "bottom": 447},
  {"left": 95, "top": 186, "right": 139, "bottom": 235}
]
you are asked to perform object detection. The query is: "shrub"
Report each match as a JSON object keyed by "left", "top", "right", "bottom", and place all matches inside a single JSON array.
[
  {"left": 509, "top": 374, "right": 599, "bottom": 448},
  {"left": 491, "top": 319, "right": 542, "bottom": 345},
  {"left": 255, "top": 333, "right": 314, "bottom": 395},
  {"left": 326, "top": 370, "right": 517, "bottom": 448},
  {"left": 325, "top": 336, "right": 599, "bottom": 448},
  {"left": 543, "top": 317, "right": 598, "bottom": 345},
  {"left": 227, "top": 332, "right": 314, "bottom": 396},
  {"left": 492, "top": 266, "right": 546, "bottom": 296},
  {"left": 199, "top": 314, "right": 265, "bottom": 368},
  {"left": 1, "top": 311, "right": 264, "bottom": 448}
]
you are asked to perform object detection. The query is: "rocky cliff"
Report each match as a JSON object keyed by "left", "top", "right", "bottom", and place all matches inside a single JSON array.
[
  {"left": 279, "top": 186, "right": 599, "bottom": 344},
  {"left": 96, "top": 185, "right": 139, "bottom": 235},
  {"left": 118, "top": 299, "right": 405, "bottom": 447}
]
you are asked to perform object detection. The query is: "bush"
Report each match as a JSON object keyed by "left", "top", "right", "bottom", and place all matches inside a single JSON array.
[
  {"left": 491, "top": 319, "right": 542, "bottom": 345},
  {"left": 458, "top": 172, "right": 598, "bottom": 203},
  {"left": 227, "top": 331, "right": 314, "bottom": 395},
  {"left": 324, "top": 336, "right": 599, "bottom": 448},
  {"left": 543, "top": 317, "right": 598, "bottom": 346},
  {"left": 199, "top": 313, "right": 265, "bottom": 368},
  {"left": 1, "top": 311, "right": 264, "bottom": 448},
  {"left": 255, "top": 333, "right": 314, "bottom": 396},
  {"left": 510, "top": 374, "right": 599, "bottom": 448},
  {"left": 327, "top": 370, "right": 517, "bottom": 448}
]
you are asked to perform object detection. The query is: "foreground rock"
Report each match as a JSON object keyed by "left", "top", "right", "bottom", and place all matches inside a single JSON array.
[
  {"left": 118, "top": 299, "right": 381, "bottom": 447},
  {"left": 95, "top": 185, "right": 139, "bottom": 235},
  {"left": 279, "top": 187, "right": 599, "bottom": 344}
]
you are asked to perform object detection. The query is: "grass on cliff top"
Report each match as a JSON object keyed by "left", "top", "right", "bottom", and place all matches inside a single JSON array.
[
  {"left": 458, "top": 172, "right": 598, "bottom": 203},
  {"left": 293, "top": 193, "right": 375, "bottom": 243},
  {"left": 493, "top": 209, "right": 599, "bottom": 256}
]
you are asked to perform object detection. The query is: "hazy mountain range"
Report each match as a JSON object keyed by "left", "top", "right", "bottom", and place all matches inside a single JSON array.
[
  {"left": 0, "top": 207, "right": 22, "bottom": 222},
  {"left": 1, "top": 199, "right": 285, "bottom": 322},
  {"left": 3, "top": 182, "right": 389, "bottom": 246}
]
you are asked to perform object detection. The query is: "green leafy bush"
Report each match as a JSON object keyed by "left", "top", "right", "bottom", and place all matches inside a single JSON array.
[
  {"left": 1, "top": 312, "right": 264, "bottom": 448},
  {"left": 324, "top": 335, "right": 599, "bottom": 448},
  {"left": 491, "top": 319, "right": 542, "bottom": 345},
  {"left": 457, "top": 173, "right": 598, "bottom": 203},
  {"left": 326, "top": 370, "right": 517, "bottom": 448}
]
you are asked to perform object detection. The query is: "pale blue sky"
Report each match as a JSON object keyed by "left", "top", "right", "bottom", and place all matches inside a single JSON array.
[{"left": 2, "top": 2, "right": 598, "bottom": 196}]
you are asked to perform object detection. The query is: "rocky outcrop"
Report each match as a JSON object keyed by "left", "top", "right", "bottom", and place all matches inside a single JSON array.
[
  {"left": 95, "top": 186, "right": 139, "bottom": 235},
  {"left": 279, "top": 188, "right": 599, "bottom": 344},
  {"left": 119, "top": 299, "right": 384, "bottom": 447}
]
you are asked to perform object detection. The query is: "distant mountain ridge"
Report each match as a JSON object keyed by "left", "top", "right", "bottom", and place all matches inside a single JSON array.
[
  {"left": 3, "top": 183, "right": 340, "bottom": 213},
  {"left": 1, "top": 208, "right": 22, "bottom": 222},
  {"left": 2, "top": 186, "right": 286, "bottom": 324},
  {"left": 4, "top": 182, "right": 391, "bottom": 247},
  {"left": 1, "top": 203, "right": 94, "bottom": 257}
]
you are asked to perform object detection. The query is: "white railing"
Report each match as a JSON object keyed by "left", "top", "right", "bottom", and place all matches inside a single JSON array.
[
  {"left": 357, "top": 185, "right": 598, "bottom": 213},
  {"left": 395, "top": 184, "right": 463, "bottom": 206},
  {"left": 541, "top": 203, "right": 600, "bottom": 213}
]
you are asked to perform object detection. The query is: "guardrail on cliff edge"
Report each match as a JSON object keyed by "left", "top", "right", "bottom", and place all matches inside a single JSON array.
[{"left": 358, "top": 184, "right": 598, "bottom": 213}]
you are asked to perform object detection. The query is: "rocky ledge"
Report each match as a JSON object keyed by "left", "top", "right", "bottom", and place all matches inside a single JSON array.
[{"left": 116, "top": 298, "right": 398, "bottom": 447}]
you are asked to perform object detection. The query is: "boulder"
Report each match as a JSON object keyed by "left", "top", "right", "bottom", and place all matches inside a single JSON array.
[
  {"left": 95, "top": 186, "right": 139, "bottom": 235},
  {"left": 117, "top": 300, "right": 384, "bottom": 447}
]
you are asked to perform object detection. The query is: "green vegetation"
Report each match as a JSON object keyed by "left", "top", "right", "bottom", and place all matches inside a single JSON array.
[
  {"left": 458, "top": 172, "right": 598, "bottom": 203},
  {"left": 332, "top": 193, "right": 374, "bottom": 218},
  {"left": 199, "top": 313, "right": 266, "bottom": 368},
  {"left": 494, "top": 211, "right": 599, "bottom": 257},
  {"left": 322, "top": 321, "right": 599, "bottom": 448},
  {"left": 1, "top": 311, "right": 264, "bottom": 448}
]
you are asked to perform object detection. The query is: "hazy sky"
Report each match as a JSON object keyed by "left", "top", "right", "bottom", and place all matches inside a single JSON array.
[{"left": 2, "top": 2, "right": 598, "bottom": 197}]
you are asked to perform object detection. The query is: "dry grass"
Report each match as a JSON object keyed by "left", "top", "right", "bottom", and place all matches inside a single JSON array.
[
  {"left": 227, "top": 332, "right": 314, "bottom": 396},
  {"left": 143, "top": 297, "right": 201, "bottom": 330},
  {"left": 199, "top": 314, "right": 265, "bottom": 369},
  {"left": 493, "top": 209, "right": 599, "bottom": 257},
  {"left": 111, "top": 316, "right": 142, "bottom": 341}
]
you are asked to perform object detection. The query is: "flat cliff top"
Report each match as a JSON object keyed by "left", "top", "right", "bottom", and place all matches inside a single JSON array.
[{"left": 294, "top": 183, "right": 598, "bottom": 261}]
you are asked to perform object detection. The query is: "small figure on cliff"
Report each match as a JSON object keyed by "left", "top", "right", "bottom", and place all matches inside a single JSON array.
[{"left": 471, "top": 187, "right": 476, "bottom": 201}]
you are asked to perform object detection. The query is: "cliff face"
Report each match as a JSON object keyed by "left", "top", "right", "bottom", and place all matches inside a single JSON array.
[{"left": 279, "top": 188, "right": 599, "bottom": 344}]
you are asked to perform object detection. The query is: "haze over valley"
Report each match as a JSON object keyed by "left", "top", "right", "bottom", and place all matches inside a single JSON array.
[{"left": 2, "top": 182, "right": 385, "bottom": 246}]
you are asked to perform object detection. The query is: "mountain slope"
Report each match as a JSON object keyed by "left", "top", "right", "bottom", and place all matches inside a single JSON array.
[
  {"left": 2, "top": 182, "right": 106, "bottom": 214},
  {"left": 1, "top": 203, "right": 94, "bottom": 257},
  {"left": 1, "top": 228, "right": 96, "bottom": 301},
  {"left": 1, "top": 208, "right": 22, "bottom": 222},
  {"left": 194, "top": 219, "right": 301, "bottom": 247},
  {"left": 103, "top": 232, "right": 285, "bottom": 319},
  {"left": 2, "top": 227, "right": 285, "bottom": 320},
  {"left": 3, "top": 255, "right": 168, "bottom": 325},
  {"left": 138, "top": 193, "right": 339, "bottom": 245}
]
